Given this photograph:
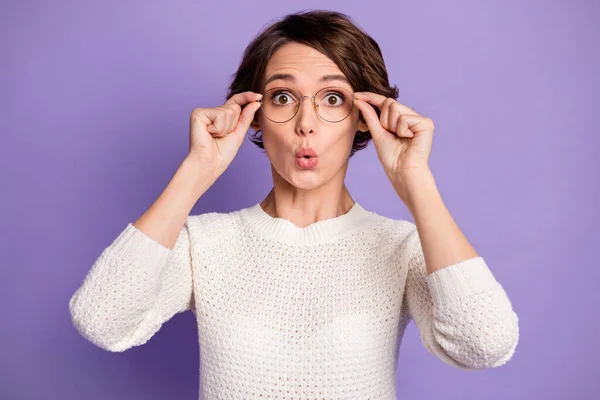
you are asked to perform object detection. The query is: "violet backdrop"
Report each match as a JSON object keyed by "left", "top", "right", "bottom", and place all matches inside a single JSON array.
[{"left": 1, "top": 0, "right": 598, "bottom": 399}]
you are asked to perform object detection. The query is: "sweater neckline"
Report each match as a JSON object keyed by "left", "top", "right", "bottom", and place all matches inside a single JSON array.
[{"left": 240, "top": 201, "right": 370, "bottom": 245}]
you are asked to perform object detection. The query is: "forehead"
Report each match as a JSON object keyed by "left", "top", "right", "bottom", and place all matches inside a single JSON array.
[{"left": 262, "top": 42, "right": 350, "bottom": 90}]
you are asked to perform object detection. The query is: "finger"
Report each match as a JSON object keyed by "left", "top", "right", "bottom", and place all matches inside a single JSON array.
[
  {"left": 354, "top": 92, "right": 387, "bottom": 109},
  {"left": 388, "top": 103, "right": 412, "bottom": 136},
  {"left": 232, "top": 100, "right": 262, "bottom": 138},
  {"left": 224, "top": 103, "right": 242, "bottom": 134},
  {"left": 225, "top": 91, "right": 263, "bottom": 107},
  {"left": 379, "top": 97, "right": 396, "bottom": 132},
  {"left": 397, "top": 114, "right": 431, "bottom": 137},
  {"left": 223, "top": 107, "right": 236, "bottom": 135},
  {"left": 387, "top": 105, "right": 399, "bottom": 133},
  {"left": 221, "top": 103, "right": 241, "bottom": 134},
  {"left": 354, "top": 99, "right": 386, "bottom": 143},
  {"left": 205, "top": 109, "right": 228, "bottom": 137},
  {"left": 397, "top": 113, "right": 412, "bottom": 138},
  {"left": 354, "top": 92, "right": 421, "bottom": 116}
]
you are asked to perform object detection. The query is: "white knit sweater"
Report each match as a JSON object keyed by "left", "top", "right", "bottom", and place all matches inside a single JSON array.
[{"left": 69, "top": 202, "right": 519, "bottom": 399}]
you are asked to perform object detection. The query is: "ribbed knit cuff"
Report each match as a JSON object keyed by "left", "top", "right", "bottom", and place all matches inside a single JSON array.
[
  {"left": 107, "top": 223, "right": 173, "bottom": 272},
  {"left": 426, "top": 257, "right": 498, "bottom": 308}
]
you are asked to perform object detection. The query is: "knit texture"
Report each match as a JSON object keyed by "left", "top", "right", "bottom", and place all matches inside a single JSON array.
[{"left": 69, "top": 202, "right": 519, "bottom": 399}]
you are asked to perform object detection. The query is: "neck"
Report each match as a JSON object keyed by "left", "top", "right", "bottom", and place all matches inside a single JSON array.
[{"left": 260, "top": 164, "right": 354, "bottom": 229}]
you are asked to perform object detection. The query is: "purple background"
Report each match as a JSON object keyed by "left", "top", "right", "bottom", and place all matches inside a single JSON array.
[{"left": 2, "top": 1, "right": 598, "bottom": 399}]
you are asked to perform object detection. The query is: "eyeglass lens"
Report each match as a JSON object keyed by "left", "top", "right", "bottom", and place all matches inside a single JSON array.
[{"left": 260, "top": 86, "right": 354, "bottom": 123}]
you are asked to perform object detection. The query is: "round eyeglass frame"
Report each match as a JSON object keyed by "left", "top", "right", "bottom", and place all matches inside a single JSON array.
[{"left": 256, "top": 86, "right": 356, "bottom": 123}]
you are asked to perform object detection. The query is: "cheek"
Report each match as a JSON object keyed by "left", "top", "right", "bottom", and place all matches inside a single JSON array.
[
  {"left": 317, "top": 130, "right": 356, "bottom": 164},
  {"left": 261, "top": 127, "right": 289, "bottom": 161},
  {"left": 340, "top": 121, "right": 359, "bottom": 146}
]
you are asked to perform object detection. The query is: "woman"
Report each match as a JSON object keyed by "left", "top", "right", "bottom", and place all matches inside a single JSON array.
[{"left": 69, "top": 10, "right": 519, "bottom": 399}]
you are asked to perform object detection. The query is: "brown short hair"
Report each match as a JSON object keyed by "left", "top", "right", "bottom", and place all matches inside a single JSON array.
[{"left": 225, "top": 10, "right": 399, "bottom": 157}]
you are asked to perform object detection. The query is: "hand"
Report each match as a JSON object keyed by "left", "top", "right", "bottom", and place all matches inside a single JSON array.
[
  {"left": 354, "top": 92, "right": 434, "bottom": 179},
  {"left": 187, "top": 91, "right": 262, "bottom": 179}
]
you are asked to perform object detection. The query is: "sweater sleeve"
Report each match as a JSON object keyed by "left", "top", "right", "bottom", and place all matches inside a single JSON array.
[
  {"left": 68, "top": 221, "right": 194, "bottom": 352},
  {"left": 402, "top": 226, "right": 519, "bottom": 370}
]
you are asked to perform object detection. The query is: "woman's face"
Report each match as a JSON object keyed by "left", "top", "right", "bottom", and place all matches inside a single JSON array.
[{"left": 251, "top": 42, "right": 368, "bottom": 190}]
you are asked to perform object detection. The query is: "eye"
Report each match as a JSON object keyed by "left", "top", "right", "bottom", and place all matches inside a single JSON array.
[
  {"left": 272, "top": 91, "right": 297, "bottom": 106},
  {"left": 322, "top": 92, "right": 345, "bottom": 106}
]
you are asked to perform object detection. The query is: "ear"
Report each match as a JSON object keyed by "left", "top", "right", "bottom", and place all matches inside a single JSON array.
[
  {"left": 250, "top": 113, "right": 260, "bottom": 131},
  {"left": 357, "top": 111, "right": 369, "bottom": 132}
]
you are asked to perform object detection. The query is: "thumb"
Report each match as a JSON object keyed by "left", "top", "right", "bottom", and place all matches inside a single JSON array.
[
  {"left": 354, "top": 99, "right": 389, "bottom": 147},
  {"left": 232, "top": 100, "right": 262, "bottom": 138}
]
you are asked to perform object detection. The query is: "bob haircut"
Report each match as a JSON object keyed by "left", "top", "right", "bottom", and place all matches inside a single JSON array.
[{"left": 225, "top": 9, "right": 399, "bottom": 157}]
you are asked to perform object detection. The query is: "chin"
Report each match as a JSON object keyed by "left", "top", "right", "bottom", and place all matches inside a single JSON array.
[{"left": 286, "top": 172, "right": 323, "bottom": 190}]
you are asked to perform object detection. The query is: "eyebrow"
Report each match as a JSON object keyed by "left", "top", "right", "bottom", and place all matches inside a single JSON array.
[{"left": 263, "top": 73, "right": 351, "bottom": 88}]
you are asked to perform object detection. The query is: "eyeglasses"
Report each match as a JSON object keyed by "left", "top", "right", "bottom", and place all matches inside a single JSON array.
[{"left": 257, "top": 86, "right": 356, "bottom": 123}]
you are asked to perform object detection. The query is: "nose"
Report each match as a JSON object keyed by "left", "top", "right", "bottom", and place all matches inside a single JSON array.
[{"left": 295, "top": 95, "right": 317, "bottom": 135}]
